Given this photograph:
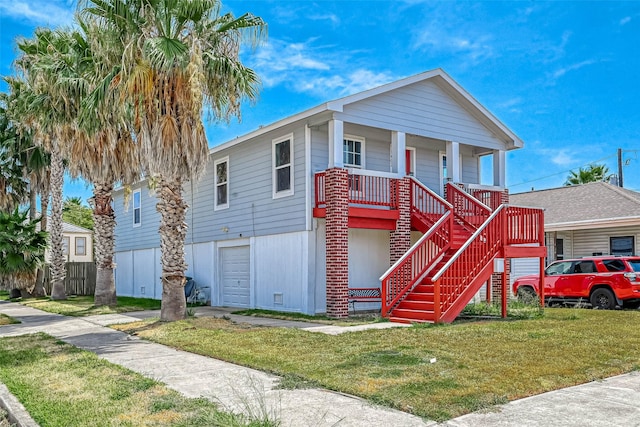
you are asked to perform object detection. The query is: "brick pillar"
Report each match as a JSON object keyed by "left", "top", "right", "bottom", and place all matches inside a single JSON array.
[
  {"left": 490, "top": 188, "right": 511, "bottom": 303},
  {"left": 325, "top": 168, "right": 349, "bottom": 318},
  {"left": 390, "top": 177, "right": 412, "bottom": 264}
]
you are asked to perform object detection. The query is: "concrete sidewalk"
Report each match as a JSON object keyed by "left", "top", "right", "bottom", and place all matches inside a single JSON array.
[{"left": 1, "top": 301, "right": 640, "bottom": 426}]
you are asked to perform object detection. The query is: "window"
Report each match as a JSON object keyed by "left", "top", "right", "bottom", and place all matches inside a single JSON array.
[
  {"left": 214, "top": 157, "right": 229, "bottom": 210},
  {"left": 555, "top": 238, "right": 564, "bottom": 260},
  {"left": 603, "top": 259, "right": 626, "bottom": 272},
  {"left": 611, "top": 236, "right": 634, "bottom": 256},
  {"left": 133, "top": 189, "right": 141, "bottom": 227},
  {"left": 546, "top": 261, "right": 572, "bottom": 275},
  {"left": 343, "top": 135, "right": 364, "bottom": 168},
  {"left": 75, "top": 237, "right": 86, "bottom": 256},
  {"left": 273, "top": 134, "right": 293, "bottom": 198},
  {"left": 62, "top": 237, "right": 70, "bottom": 256}
]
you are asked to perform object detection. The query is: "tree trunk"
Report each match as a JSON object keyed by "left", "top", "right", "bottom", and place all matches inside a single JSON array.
[
  {"left": 49, "top": 147, "right": 67, "bottom": 300},
  {"left": 34, "top": 186, "right": 50, "bottom": 297},
  {"left": 93, "top": 182, "right": 117, "bottom": 306},
  {"left": 29, "top": 185, "right": 46, "bottom": 297},
  {"left": 157, "top": 177, "right": 188, "bottom": 321}
]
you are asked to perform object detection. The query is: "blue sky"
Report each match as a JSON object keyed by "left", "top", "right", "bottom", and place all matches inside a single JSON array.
[{"left": 1, "top": 0, "right": 639, "bottom": 202}]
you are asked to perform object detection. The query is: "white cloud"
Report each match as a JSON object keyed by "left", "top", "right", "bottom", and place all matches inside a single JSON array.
[
  {"left": 552, "top": 59, "right": 597, "bottom": 79},
  {"left": 620, "top": 16, "right": 632, "bottom": 25},
  {"left": 308, "top": 13, "right": 339, "bottom": 25},
  {"left": 0, "top": 0, "right": 75, "bottom": 27},
  {"left": 248, "top": 37, "right": 397, "bottom": 97}
]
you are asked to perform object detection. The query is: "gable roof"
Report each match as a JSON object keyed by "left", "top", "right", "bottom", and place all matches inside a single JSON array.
[
  {"left": 510, "top": 182, "right": 640, "bottom": 231},
  {"left": 211, "top": 68, "right": 523, "bottom": 154}
]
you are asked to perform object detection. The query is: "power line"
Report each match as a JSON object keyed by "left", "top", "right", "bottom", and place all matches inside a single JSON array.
[{"left": 510, "top": 153, "right": 619, "bottom": 188}]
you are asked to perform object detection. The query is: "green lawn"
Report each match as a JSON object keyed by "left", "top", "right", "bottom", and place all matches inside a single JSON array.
[
  {"left": 0, "top": 333, "right": 277, "bottom": 427},
  {"left": 114, "top": 308, "right": 640, "bottom": 421},
  {"left": 18, "top": 296, "right": 161, "bottom": 316}
]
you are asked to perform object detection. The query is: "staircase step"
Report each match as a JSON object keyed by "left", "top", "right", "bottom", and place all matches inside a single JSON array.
[
  {"left": 389, "top": 316, "right": 433, "bottom": 324},
  {"left": 412, "top": 284, "right": 434, "bottom": 293},
  {"left": 395, "top": 300, "right": 434, "bottom": 311},
  {"left": 390, "top": 308, "right": 435, "bottom": 321}
]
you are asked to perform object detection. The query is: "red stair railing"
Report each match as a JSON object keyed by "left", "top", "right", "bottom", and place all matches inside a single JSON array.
[
  {"left": 380, "top": 211, "right": 453, "bottom": 317},
  {"left": 447, "top": 183, "right": 492, "bottom": 230},
  {"left": 505, "top": 206, "right": 545, "bottom": 244},
  {"left": 431, "top": 206, "right": 505, "bottom": 322},
  {"left": 410, "top": 177, "right": 450, "bottom": 227}
]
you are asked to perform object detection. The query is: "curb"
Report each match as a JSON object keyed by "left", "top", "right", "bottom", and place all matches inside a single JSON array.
[{"left": 0, "top": 383, "right": 39, "bottom": 427}]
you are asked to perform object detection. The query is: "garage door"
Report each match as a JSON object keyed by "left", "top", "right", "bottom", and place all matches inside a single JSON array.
[
  {"left": 511, "top": 258, "right": 541, "bottom": 285},
  {"left": 220, "top": 246, "right": 250, "bottom": 307}
]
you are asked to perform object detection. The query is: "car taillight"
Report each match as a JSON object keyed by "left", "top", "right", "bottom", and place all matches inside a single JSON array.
[{"left": 624, "top": 272, "right": 639, "bottom": 282}]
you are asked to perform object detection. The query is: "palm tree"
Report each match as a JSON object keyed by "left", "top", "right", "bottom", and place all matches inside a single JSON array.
[
  {"left": 1, "top": 81, "right": 51, "bottom": 296},
  {"left": 0, "top": 208, "right": 48, "bottom": 295},
  {"left": 0, "top": 101, "right": 30, "bottom": 211},
  {"left": 564, "top": 164, "right": 612, "bottom": 186},
  {"left": 12, "top": 28, "right": 90, "bottom": 300},
  {"left": 80, "top": 0, "right": 265, "bottom": 320},
  {"left": 66, "top": 17, "right": 141, "bottom": 307}
]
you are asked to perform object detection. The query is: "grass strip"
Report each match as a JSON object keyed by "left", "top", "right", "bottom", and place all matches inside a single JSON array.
[
  {"left": 232, "top": 308, "right": 382, "bottom": 325},
  {"left": 115, "top": 308, "right": 640, "bottom": 421},
  {"left": 0, "top": 333, "right": 277, "bottom": 426},
  {"left": 17, "top": 296, "right": 161, "bottom": 317},
  {"left": 0, "top": 314, "right": 19, "bottom": 326}
]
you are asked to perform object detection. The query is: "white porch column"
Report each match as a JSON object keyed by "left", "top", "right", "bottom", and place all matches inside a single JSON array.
[
  {"left": 328, "top": 119, "right": 344, "bottom": 168},
  {"left": 391, "top": 131, "right": 406, "bottom": 174},
  {"left": 493, "top": 149, "right": 506, "bottom": 188},
  {"left": 446, "top": 141, "right": 461, "bottom": 182}
]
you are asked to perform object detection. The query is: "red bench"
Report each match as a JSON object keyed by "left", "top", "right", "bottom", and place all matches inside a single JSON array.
[{"left": 348, "top": 287, "right": 382, "bottom": 312}]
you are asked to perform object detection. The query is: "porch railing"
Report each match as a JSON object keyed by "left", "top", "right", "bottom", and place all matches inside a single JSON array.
[
  {"left": 380, "top": 211, "right": 452, "bottom": 317},
  {"left": 505, "top": 205, "right": 545, "bottom": 245},
  {"left": 462, "top": 184, "right": 504, "bottom": 211},
  {"left": 314, "top": 170, "right": 398, "bottom": 209}
]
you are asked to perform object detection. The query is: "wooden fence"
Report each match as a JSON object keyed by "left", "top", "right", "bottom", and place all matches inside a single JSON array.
[{"left": 44, "top": 262, "right": 97, "bottom": 296}]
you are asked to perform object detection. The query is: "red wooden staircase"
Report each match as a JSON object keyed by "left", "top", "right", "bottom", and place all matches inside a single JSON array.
[{"left": 381, "top": 182, "right": 544, "bottom": 323}]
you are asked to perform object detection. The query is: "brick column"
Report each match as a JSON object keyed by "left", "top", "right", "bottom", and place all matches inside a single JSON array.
[
  {"left": 325, "top": 168, "right": 349, "bottom": 318},
  {"left": 490, "top": 188, "right": 511, "bottom": 304},
  {"left": 390, "top": 177, "right": 412, "bottom": 264}
]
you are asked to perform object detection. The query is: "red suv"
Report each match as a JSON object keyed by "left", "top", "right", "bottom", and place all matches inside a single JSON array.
[{"left": 513, "top": 256, "right": 640, "bottom": 309}]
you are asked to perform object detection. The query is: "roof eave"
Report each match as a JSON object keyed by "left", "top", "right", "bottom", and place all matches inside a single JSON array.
[{"left": 545, "top": 216, "right": 640, "bottom": 232}]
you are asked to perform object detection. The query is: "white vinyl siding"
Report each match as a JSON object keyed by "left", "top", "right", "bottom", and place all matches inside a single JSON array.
[
  {"left": 571, "top": 226, "right": 640, "bottom": 258},
  {"left": 338, "top": 79, "right": 507, "bottom": 150},
  {"left": 214, "top": 156, "right": 229, "bottom": 210},
  {"left": 273, "top": 134, "right": 294, "bottom": 198}
]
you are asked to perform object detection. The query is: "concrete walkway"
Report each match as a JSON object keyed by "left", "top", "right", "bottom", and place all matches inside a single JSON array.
[{"left": 1, "top": 301, "right": 640, "bottom": 426}]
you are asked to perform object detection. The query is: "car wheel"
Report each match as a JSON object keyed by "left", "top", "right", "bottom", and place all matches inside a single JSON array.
[
  {"left": 517, "top": 287, "right": 538, "bottom": 305},
  {"left": 590, "top": 288, "right": 616, "bottom": 310}
]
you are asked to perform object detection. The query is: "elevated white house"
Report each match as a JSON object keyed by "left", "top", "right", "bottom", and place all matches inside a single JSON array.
[{"left": 113, "top": 69, "right": 544, "bottom": 322}]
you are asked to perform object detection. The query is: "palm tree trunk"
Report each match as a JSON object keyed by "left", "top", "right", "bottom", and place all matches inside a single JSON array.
[
  {"left": 28, "top": 185, "right": 46, "bottom": 297},
  {"left": 93, "top": 182, "right": 117, "bottom": 306},
  {"left": 157, "top": 177, "right": 188, "bottom": 321},
  {"left": 36, "top": 185, "right": 49, "bottom": 295},
  {"left": 49, "top": 147, "right": 67, "bottom": 300}
]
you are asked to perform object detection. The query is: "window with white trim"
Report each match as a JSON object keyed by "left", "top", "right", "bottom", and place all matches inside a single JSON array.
[
  {"left": 75, "top": 237, "right": 86, "bottom": 256},
  {"left": 62, "top": 236, "right": 70, "bottom": 256},
  {"left": 273, "top": 134, "right": 294, "bottom": 198},
  {"left": 343, "top": 135, "right": 364, "bottom": 168},
  {"left": 133, "top": 189, "right": 141, "bottom": 227},
  {"left": 214, "top": 157, "right": 229, "bottom": 210}
]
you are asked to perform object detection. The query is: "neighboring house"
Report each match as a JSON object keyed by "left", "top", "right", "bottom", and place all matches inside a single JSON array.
[
  {"left": 112, "top": 68, "right": 544, "bottom": 322},
  {"left": 509, "top": 182, "right": 640, "bottom": 282},
  {"left": 44, "top": 221, "right": 94, "bottom": 263}
]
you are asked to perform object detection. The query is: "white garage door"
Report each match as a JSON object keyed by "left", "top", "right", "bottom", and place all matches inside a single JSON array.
[
  {"left": 220, "top": 246, "right": 250, "bottom": 307},
  {"left": 511, "top": 257, "right": 541, "bottom": 285}
]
